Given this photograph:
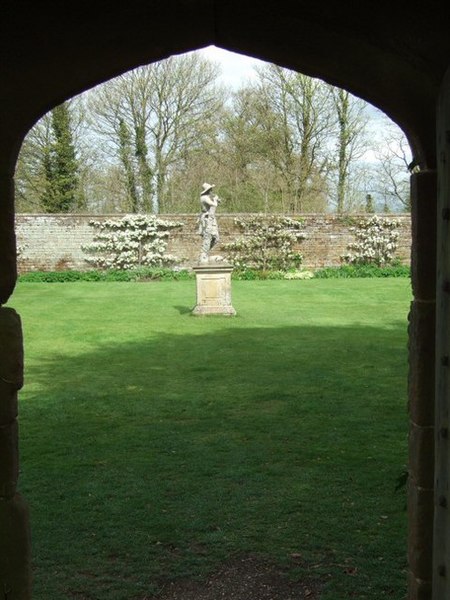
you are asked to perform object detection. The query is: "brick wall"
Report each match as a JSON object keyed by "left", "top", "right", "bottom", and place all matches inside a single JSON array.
[{"left": 15, "top": 213, "right": 412, "bottom": 272}]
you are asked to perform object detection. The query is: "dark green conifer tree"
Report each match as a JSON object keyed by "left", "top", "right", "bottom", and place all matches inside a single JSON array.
[{"left": 40, "top": 102, "right": 82, "bottom": 212}]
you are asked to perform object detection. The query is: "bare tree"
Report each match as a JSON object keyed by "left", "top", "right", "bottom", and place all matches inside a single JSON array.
[
  {"left": 248, "top": 64, "right": 334, "bottom": 212},
  {"left": 87, "top": 53, "right": 224, "bottom": 213},
  {"left": 17, "top": 51, "right": 409, "bottom": 217},
  {"left": 213, "top": 86, "right": 275, "bottom": 211},
  {"left": 331, "top": 87, "right": 369, "bottom": 213},
  {"left": 371, "top": 117, "right": 412, "bottom": 211},
  {"left": 15, "top": 115, "right": 53, "bottom": 212}
]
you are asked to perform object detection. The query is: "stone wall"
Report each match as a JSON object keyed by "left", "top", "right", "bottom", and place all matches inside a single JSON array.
[{"left": 15, "top": 213, "right": 412, "bottom": 273}]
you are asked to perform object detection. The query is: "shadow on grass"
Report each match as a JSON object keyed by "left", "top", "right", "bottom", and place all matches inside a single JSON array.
[
  {"left": 173, "top": 305, "right": 193, "bottom": 315},
  {"left": 19, "top": 321, "right": 409, "bottom": 599}
]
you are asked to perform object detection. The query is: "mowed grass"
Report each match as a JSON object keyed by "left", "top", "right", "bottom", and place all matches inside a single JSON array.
[{"left": 7, "top": 279, "right": 412, "bottom": 599}]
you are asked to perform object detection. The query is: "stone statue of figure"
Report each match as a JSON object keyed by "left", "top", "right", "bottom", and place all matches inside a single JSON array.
[{"left": 198, "top": 182, "right": 221, "bottom": 262}]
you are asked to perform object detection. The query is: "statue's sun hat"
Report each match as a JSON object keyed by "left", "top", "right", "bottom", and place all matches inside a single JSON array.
[{"left": 201, "top": 182, "right": 215, "bottom": 194}]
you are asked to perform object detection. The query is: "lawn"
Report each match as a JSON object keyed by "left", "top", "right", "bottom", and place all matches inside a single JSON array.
[{"left": 7, "top": 278, "right": 412, "bottom": 599}]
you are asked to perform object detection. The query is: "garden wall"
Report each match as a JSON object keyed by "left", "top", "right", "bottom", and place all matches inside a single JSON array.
[{"left": 15, "top": 213, "right": 412, "bottom": 273}]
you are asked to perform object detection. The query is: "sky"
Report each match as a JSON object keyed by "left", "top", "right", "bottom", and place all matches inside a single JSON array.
[
  {"left": 196, "top": 45, "right": 265, "bottom": 89},
  {"left": 195, "top": 46, "right": 387, "bottom": 120}
]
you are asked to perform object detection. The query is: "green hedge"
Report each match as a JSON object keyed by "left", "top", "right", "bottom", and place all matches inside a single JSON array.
[
  {"left": 18, "top": 264, "right": 411, "bottom": 283},
  {"left": 312, "top": 264, "right": 410, "bottom": 279},
  {"left": 18, "top": 268, "right": 194, "bottom": 283},
  {"left": 231, "top": 264, "right": 410, "bottom": 280}
]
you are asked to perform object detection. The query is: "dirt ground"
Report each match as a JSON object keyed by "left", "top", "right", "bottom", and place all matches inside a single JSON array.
[{"left": 146, "top": 554, "right": 323, "bottom": 600}]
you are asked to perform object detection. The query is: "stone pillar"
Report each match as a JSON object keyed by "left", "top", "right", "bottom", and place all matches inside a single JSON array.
[
  {"left": 0, "top": 172, "right": 32, "bottom": 598},
  {"left": 408, "top": 170, "right": 437, "bottom": 600},
  {"left": 0, "top": 174, "right": 18, "bottom": 304},
  {"left": 433, "top": 72, "right": 450, "bottom": 600}
]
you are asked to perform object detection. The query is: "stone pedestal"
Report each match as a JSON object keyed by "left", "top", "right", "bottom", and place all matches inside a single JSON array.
[{"left": 192, "top": 263, "right": 236, "bottom": 316}]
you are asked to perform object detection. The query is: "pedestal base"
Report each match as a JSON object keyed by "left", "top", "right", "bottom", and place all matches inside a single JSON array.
[{"left": 192, "top": 263, "right": 236, "bottom": 316}]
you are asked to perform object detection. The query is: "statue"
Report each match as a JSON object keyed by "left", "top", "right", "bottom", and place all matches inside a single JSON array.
[
  {"left": 198, "top": 182, "right": 221, "bottom": 262},
  {"left": 192, "top": 182, "right": 236, "bottom": 316}
]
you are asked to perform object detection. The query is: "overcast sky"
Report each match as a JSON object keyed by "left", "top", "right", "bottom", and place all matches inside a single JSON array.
[{"left": 196, "top": 45, "right": 265, "bottom": 89}]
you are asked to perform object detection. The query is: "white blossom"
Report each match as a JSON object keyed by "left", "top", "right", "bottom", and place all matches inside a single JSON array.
[
  {"left": 342, "top": 216, "right": 400, "bottom": 266},
  {"left": 82, "top": 214, "right": 183, "bottom": 270}
]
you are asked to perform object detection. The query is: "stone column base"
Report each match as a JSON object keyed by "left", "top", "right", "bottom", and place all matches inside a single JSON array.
[{"left": 192, "top": 263, "right": 236, "bottom": 316}]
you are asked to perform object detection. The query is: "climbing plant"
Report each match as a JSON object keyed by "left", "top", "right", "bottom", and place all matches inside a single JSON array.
[
  {"left": 82, "top": 214, "right": 183, "bottom": 270},
  {"left": 224, "top": 215, "right": 305, "bottom": 271},
  {"left": 342, "top": 214, "right": 400, "bottom": 266}
]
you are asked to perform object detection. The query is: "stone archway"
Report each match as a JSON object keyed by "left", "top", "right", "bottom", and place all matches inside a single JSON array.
[{"left": 1, "top": 3, "right": 449, "bottom": 599}]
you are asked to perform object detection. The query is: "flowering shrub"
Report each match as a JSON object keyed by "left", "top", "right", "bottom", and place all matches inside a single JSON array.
[
  {"left": 224, "top": 215, "right": 305, "bottom": 271},
  {"left": 16, "top": 243, "right": 28, "bottom": 259},
  {"left": 342, "top": 215, "right": 400, "bottom": 266},
  {"left": 82, "top": 214, "right": 183, "bottom": 270}
]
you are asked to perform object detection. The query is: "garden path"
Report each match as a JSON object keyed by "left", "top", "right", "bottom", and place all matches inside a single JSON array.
[{"left": 148, "top": 554, "right": 323, "bottom": 599}]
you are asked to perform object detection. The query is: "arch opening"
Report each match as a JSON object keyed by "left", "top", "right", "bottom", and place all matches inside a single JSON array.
[
  {"left": 2, "top": 5, "right": 442, "bottom": 598},
  {"left": 9, "top": 48, "right": 414, "bottom": 600}
]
